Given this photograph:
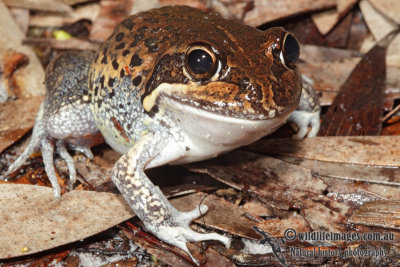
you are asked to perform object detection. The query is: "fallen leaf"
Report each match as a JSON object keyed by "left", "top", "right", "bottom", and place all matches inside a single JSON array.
[
  {"left": 189, "top": 152, "right": 352, "bottom": 235},
  {"left": 311, "top": 0, "right": 358, "bottom": 35},
  {"left": 9, "top": 7, "right": 29, "bottom": 35},
  {"left": 89, "top": 0, "right": 135, "bottom": 42},
  {"left": 0, "top": 1, "right": 45, "bottom": 98},
  {"left": 369, "top": 0, "right": 400, "bottom": 25},
  {"left": 30, "top": 2, "right": 100, "bottom": 28},
  {"left": 247, "top": 136, "right": 400, "bottom": 167},
  {"left": 2, "top": 0, "right": 72, "bottom": 13},
  {"left": 278, "top": 156, "right": 400, "bottom": 186},
  {"left": 318, "top": 31, "right": 397, "bottom": 136},
  {"left": 359, "top": 0, "right": 397, "bottom": 41},
  {"left": 0, "top": 184, "right": 134, "bottom": 259},
  {"left": 23, "top": 38, "right": 100, "bottom": 51},
  {"left": 238, "top": 0, "right": 337, "bottom": 26},
  {"left": 0, "top": 96, "right": 42, "bottom": 154},
  {"left": 349, "top": 200, "right": 400, "bottom": 230}
]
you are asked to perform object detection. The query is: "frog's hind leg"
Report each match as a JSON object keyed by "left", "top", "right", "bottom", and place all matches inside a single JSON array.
[
  {"left": 1, "top": 102, "right": 47, "bottom": 179},
  {"left": 56, "top": 140, "right": 77, "bottom": 188}
]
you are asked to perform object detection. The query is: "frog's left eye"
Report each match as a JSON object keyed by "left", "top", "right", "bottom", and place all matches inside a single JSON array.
[
  {"left": 280, "top": 33, "right": 300, "bottom": 69},
  {"left": 185, "top": 43, "right": 219, "bottom": 81}
]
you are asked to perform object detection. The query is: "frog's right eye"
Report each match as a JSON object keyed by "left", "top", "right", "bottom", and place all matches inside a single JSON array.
[
  {"left": 185, "top": 43, "right": 219, "bottom": 81},
  {"left": 280, "top": 33, "right": 300, "bottom": 70}
]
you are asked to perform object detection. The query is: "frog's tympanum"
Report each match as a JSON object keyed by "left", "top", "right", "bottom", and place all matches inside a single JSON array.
[{"left": 2, "top": 6, "right": 320, "bottom": 263}]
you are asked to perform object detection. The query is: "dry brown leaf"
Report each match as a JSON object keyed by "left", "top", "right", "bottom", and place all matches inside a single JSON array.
[
  {"left": 2, "top": 0, "right": 72, "bottom": 13},
  {"left": 311, "top": 8, "right": 339, "bottom": 35},
  {"left": 242, "top": 0, "right": 336, "bottom": 27},
  {"left": 299, "top": 45, "right": 400, "bottom": 105},
  {"left": 189, "top": 152, "right": 352, "bottom": 235},
  {"left": 0, "top": 184, "right": 134, "bottom": 259},
  {"left": 247, "top": 136, "right": 400, "bottom": 167},
  {"left": 0, "top": 1, "right": 45, "bottom": 98},
  {"left": 278, "top": 156, "right": 400, "bottom": 186},
  {"left": 89, "top": 0, "right": 135, "bottom": 42},
  {"left": 30, "top": 2, "right": 100, "bottom": 27},
  {"left": 349, "top": 200, "right": 400, "bottom": 230},
  {"left": 23, "top": 38, "right": 100, "bottom": 51},
  {"left": 311, "top": 0, "right": 358, "bottom": 35},
  {"left": 369, "top": 0, "right": 400, "bottom": 25},
  {"left": 359, "top": 0, "right": 397, "bottom": 41},
  {"left": 9, "top": 7, "right": 30, "bottom": 34},
  {"left": 0, "top": 96, "right": 42, "bottom": 154},
  {"left": 172, "top": 193, "right": 263, "bottom": 240}
]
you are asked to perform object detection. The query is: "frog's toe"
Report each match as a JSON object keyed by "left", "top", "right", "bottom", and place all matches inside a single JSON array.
[
  {"left": 289, "top": 110, "right": 320, "bottom": 139},
  {"left": 40, "top": 137, "right": 61, "bottom": 199},
  {"left": 176, "top": 204, "right": 208, "bottom": 224},
  {"left": 155, "top": 220, "right": 230, "bottom": 264},
  {"left": 69, "top": 144, "right": 94, "bottom": 159},
  {"left": 56, "top": 140, "right": 77, "bottom": 188}
]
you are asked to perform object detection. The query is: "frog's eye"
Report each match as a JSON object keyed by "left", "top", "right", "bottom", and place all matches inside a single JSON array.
[
  {"left": 185, "top": 43, "right": 219, "bottom": 81},
  {"left": 280, "top": 33, "right": 300, "bottom": 69}
]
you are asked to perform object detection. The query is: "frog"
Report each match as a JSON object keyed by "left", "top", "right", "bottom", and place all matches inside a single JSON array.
[{"left": 1, "top": 5, "right": 320, "bottom": 264}]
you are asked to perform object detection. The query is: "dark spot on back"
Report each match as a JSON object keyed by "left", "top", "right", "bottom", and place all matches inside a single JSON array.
[
  {"left": 100, "top": 75, "right": 105, "bottom": 88},
  {"left": 130, "top": 54, "right": 142, "bottom": 67},
  {"left": 138, "top": 26, "right": 148, "bottom": 34},
  {"left": 132, "top": 76, "right": 142, "bottom": 87},
  {"left": 130, "top": 34, "right": 143, "bottom": 47},
  {"left": 121, "top": 19, "right": 134, "bottom": 31},
  {"left": 122, "top": 49, "right": 130, "bottom": 56},
  {"left": 115, "top": 42, "right": 125, "bottom": 50},
  {"left": 148, "top": 45, "right": 159, "bottom": 52},
  {"left": 145, "top": 37, "right": 159, "bottom": 53},
  {"left": 112, "top": 59, "right": 119, "bottom": 70},
  {"left": 94, "top": 86, "right": 99, "bottom": 96},
  {"left": 108, "top": 77, "right": 115, "bottom": 87},
  {"left": 120, "top": 68, "right": 125, "bottom": 78},
  {"left": 115, "top": 32, "right": 124, "bottom": 42}
]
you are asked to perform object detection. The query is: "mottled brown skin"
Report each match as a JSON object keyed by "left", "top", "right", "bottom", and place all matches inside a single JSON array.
[{"left": 89, "top": 6, "right": 301, "bottom": 121}]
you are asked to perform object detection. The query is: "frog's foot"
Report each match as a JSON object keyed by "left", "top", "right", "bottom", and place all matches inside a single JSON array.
[
  {"left": 148, "top": 188, "right": 231, "bottom": 264},
  {"left": 1, "top": 103, "right": 90, "bottom": 198},
  {"left": 288, "top": 110, "right": 320, "bottom": 139}
]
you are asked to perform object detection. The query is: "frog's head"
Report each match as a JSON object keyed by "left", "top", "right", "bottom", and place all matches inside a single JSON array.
[
  {"left": 139, "top": 6, "right": 301, "bottom": 144},
  {"left": 91, "top": 6, "right": 302, "bottom": 153}
]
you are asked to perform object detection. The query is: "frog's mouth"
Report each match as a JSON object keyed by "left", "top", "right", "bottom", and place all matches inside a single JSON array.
[
  {"left": 143, "top": 82, "right": 298, "bottom": 121},
  {"left": 158, "top": 89, "right": 294, "bottom": 147}
]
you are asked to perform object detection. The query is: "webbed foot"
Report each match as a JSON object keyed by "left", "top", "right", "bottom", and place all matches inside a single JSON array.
[
  {"left": 289, "top": 109, "right": 320, "bottom": 139},
  {"left": 147, "top": 202, "right": 231, "bottom": 264},
  {"left": 1, "top": 103, "right": 93, "bottom": 198}
]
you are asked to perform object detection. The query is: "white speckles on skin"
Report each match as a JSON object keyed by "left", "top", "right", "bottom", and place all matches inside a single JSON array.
[{"left": 268, "top": 109, "right": 275, "bottom": 118}]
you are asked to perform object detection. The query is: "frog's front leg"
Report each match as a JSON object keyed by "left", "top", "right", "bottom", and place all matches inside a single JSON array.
[{"left": 112, "top": 133, "right": 230, "bottom": 264}]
